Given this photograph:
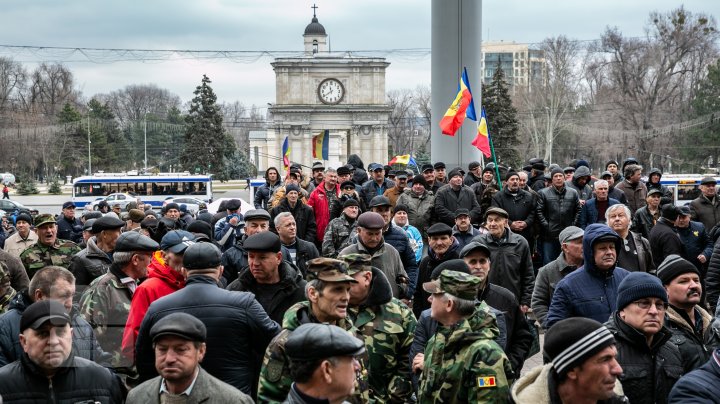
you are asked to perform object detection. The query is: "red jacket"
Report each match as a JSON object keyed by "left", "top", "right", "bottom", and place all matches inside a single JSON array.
[
  {"left": 121, "top": 251, "right": 185, "bottom": 360},
  {"left": 307, "top": 181, "right": 340, "bottom": 243}
]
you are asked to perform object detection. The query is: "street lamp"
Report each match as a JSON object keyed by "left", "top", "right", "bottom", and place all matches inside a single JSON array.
[{"left": 87, "top": 107, "right": 92, "bottom": 176}]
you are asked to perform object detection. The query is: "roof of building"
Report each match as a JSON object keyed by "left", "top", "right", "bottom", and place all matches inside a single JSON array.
[{"left": 304, "top": 16, "right": 326, "bottom": 36}]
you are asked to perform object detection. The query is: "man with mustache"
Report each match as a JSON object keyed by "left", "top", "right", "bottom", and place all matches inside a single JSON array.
[
  {"left": 658, "top": 255, "right": 720, "bottom": 372},
  {"left": 604, "top": 272, "right": 683, "bottom": 404}
]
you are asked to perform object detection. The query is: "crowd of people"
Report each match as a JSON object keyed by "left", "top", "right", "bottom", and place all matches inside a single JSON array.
[{"left": 0, "top": 153, "right": 720, "bottom": 402}]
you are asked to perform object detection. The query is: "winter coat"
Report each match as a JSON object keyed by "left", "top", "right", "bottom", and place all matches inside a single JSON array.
[
  {"left": 56, "top": 214, "right": 83, "bottom": 244},
  {"left": 647, "top": 180, "right": 673, "bottom": 206},
  {"left": 3, "top": 230, "right": 38, "bottom": 258},
  {"left": 0, "top": 291, "right": 109, "bottom": 367},
  {"left": 396, "top": 189, "right": 435, "bottom": 238},
  {"left": 269, "top": 185, "right": 309, "bottom": 210},
  {"left": 136, "top": 275, "right": 281, "bottom": 395},
  {"left": 321, "top": 214, "right": 357, "bottom": 258},
  {"left": 413, "top": 240, "right": 461, "bottom": 318},
  {"left": 0, "top": 353, "right": 124, "bottom": 404},
  {"left": 531, "top": 252, "right": 578, "bottom": 328},
  {"left": 665, "top": 305, "right": 720, "bottom": 372},
  {"left": 329, "top": 191, "right": 367, "bottom": 221},
  {"left": 348, "top": 154, "right": 368, "bottom": 185},
  {"left": 254, "top": 171, "right": 282, "bottom": 210},
  {"left": 609, "top": 186, "right": 629, "bottom": 205},
  {"left": 649, "top": 217, "right": 687, "bottom": 267},
  {"left": 463, "top": 172, "right": 482, "bottom": 187},
  {"left": 632, "top": 205, "right": 659, "bottom": 239},
  {"left": 511, "top": 363, "right": 627, "bottom": 404},
  {"left": 491, "top": 186, "right": 536, "bottom": 243},
  {"left": 706, "top": 238, "right": 720, "bottom": 312},
  {"left": 396, "top": 221, "right": 423, "bottom": 263},
  {"left": 359, "top": 178, "right": 395, "bottom": 207},
  {"left": 690, "top": 194, "right": 720, "bottom": 234},
  {"left": 545, "top": 224, "right": 630, "bottom": 329},
  {"left": 615, "top": 179, "right": 648, "bottom": 215},
  {"left": 434, "top": 184, "right": 483, "bottom": 226},
  {"left": 0, "top": 248, "right": 29, "bottom": 290},
  {"left": 677, "top": 221, "right": 713, "bottom": 273},
  {"left": 383, "top": 185, "right": 406, "bottom": 207},
  {"left": 339, "top": 241, "right": 408, "bottom": 299},
  {"left": 565, "top": 166, "right": 593, "bottom": 200},
  {"left": 605, "top": 312, "right": 683, "bottom": 404},
  {"left": 306, "top": 181, "right": 340, "bottom": 244},
  {"left": 616, "top": 231, "right": 655, "bottom": 274},
  {"left": 536, "top": 185, "right": 581, "bottom": 238},
  {"left": 452, "top": 225, "right": 481, "bottom": 251},
  {"left": 128, "top": 367, "right": 253, "bottom": 404},
  {"left": 668, "top": 349, "right": 720, "bottom": 403},
  {"left": 382, "top": 224, "right": 419, "bottom": 295},
  {"left": 579, "top": 197, "right": 621, "bottom": 229},
  {"left": 473, "top": 229, "right": 535, "bottom": 307},
  {"left": 68, "top": 236, "right": 112, "bottom": 294},
  {"left": 279, "top": 237, "right": 319, "bottom": 277},
  {"left": 270, "top": 198, "right": 317, "bottom": 243},
  {"left": 214, "top": 214, "right": 246, "bottom": 252},
  {"left": 226, "top": 261, "right": 307, "bottom": 325},
  {"left": 528, "top": 172, "right": 547, "bottom": 193}
]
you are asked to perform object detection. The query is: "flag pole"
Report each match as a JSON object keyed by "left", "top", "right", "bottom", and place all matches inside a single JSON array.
[{"left": 489, "top": 136, "right": 502, "bottom": 190}]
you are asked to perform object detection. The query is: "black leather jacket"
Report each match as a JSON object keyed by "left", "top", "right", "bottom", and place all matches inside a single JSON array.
[{"left": 536, "top": 185, "right": 581, "bottom": 238}]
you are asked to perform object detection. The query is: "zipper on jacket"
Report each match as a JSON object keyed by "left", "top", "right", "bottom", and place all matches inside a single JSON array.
[{"left": 48, "top": 376, "right": 56, "bottom": 404}]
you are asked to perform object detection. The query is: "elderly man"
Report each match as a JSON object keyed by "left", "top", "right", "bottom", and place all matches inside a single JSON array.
[
  {"left": 545, "top": 224, "right": 630, "bottom": 329},
  {"left": 512, "top": 318, "right": 626, "bottom": 403},
  {"left": 227, "top": 231, "right": 306, "bottom": 324},
  {"left": 0, "top": 266, "right": 107, "bottom": 366},
  {"left": 274, "top": 211, "right": 319, "bottom": 276},
  {"left": 79, "top": 232, "right": 159, "bottom": 375},
  {"left": 601, "top": 170, "right": 629, "bottom": 205},
  {"left": 128, "top": 313, "right": 253, "bottom": 403},
  {"left": 284, "top": 323, "right": 366, "bottom": 404},
  {"left": 421, "top": 164, "right": 440, "bottom": 194},
  {"left": 69, "top": 215, "right": 126, "bottom": 296},
  {"left": 536, "top": 167, "right": 582, "bottom": 265},
  {"left": 56, "top": 201, "right": 83, "bottom": 244},
  {"left": 615, "top": 164, "right": 648, "bottom": 215},
  {"left": 257, "top": 258, "right": 369, "bottom": 403},
  {"left": 633, "top": 188, "right": 662, "bottom": 239},
  {"left": 491, "top": 170, "right": 536, "bottom": 246},
  {"left": 658, "top": 255, "right": 720, "bottom": 372},
  {"left": 270, "top": 183, "right": 317, "bottom": 243},
  {"left": 307, "top": 167, "right": 340, "bottom": 247},
  {"left": 342, "top": 253, "right": 417, "bottom": 403},
  {"left": 452, "top": 208, "right": 480, "bottom": 250},
  {"left": 606, "top": 204, "right": 654, "bottom": 273},
  {"left": 418, "top": 270, "right": 512, "bottom": 403},
  {"left": 579, "top": 179, "right": 620, "bottom": 229},
  {"left": 339, "top": 212, "right": 409, "bottom": 299},
  {"left": 221, "top": 209, "right": 275, "bottom": 285},
  {"left": 566, "top": 165, "right": 593, "bottom": 203},
  {"left": 435, "top": 167, "right": 483, "bottom": 227},
  {"left": 396, "top": 174, "right": 435, "bottom": 240},
  {"left": 214, "top": 199, "right": 244, "bottom": 251},
  {"left": 605, "top": 272, "right": 683, "bottom": 404},
  {"left": 532, "top": 226, "right": 584, "bottom": 329},
  {"left": 0, "top": 300, "right": 123, "bottom": 402},
  {"left": 413, "top": 223, "right": 461, "bottom": 317},
  {"left": 322, "top": 198, "right": 359, "bottom": 258},
  {"left": 690, "top": 176, "right": 720, "bottom": 232},
  {"left": 20, "top": 214, "right": 81, "bottom": 279},
  {"left": 3, "top": 212, "right": 37, "bottom": 257},
  {"left": 473, "top": 207, "right": 535, "bottom": 312}
]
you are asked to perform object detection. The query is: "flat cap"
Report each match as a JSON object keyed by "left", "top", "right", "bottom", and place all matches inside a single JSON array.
[
  {"left": 337, "top": 165, "right": 351, "bottom": 176},
  {"left": 183, "top": 242, "right": 222, "bottom": 270},
  {"left": 244, "top": 209, "right": 271, "bottom": 221},
  {"left": 243, "top": 231, "right": 281, "bottom": 253},
  {"left": 459, "top": 241, "right": 491, "bottom": 258},
  {"left": 421, "top": 164, "right": 434, "bottom": 173},
  {"left": 20, "top": 300, "right": 70, "bottom": 333},
  {"left": 160, "top": 230, "right": 196, "bottom": 254},
  {"left": 426, "top": 222, "right": 452, "bottom": 236},
  {"left": 600, "top": 170, "right": 612, "bottom": 179},
  {"left": 485, "top": 207, "right": 509, "bottom": 220},
  {"left": 307, "top": 258, "right": 357, "bottom": 283},
  {"left": 83, "top": 218, "right": 96, "bottom": 232},
  {"left": 677, "top": 205, "right": 691, "bottom": 216},
  {"left": 395, "top": 171, "right": 408, "bottom": 179},
  {"left": 92, "top": 215, "right": 125, "bottom": 234},
  {"left": 342, "top": 198, "right": 359, "bottom": 209},
  {"left": 340, "top": 180, "right": 356, "bottom": 190},
  {"left": 286, "top": 323, "right": 365, "bottom": 362},
  {"left": 150, "top": 312, "right": 207, "bottom": 343},
  {"left": 455, "top": 208, "right": 470, "bottom": 218},
  {"left": 339, "top": 253, "right": 373, "bottom": 275},
  {"left": 423, "top": 269, "right": 481, "bottom": 300},
  {"left": 62, "top": 201, "right": 76, "bottom": 209},
  {"left": 357, "top": 212, "right": 385, "bottom": 229},
  {"left": 312, "top": 161, "right": 325, "bottom": 170},
  {"left": 225, "top": 199, "right": 242, "bottom": 211},
  {"left": 115, "top": 232, "right": 159, "bottom": 253},
  {"left": 559, "top": 226, "right": 584, "bottom": 244},
  {"left": 700, "top": 176, "right": 717, "bottom": 185},
  {"left": 369, "top": 196, "right": 391, "bottom": 208},
  {"left": 34, "top": 214, "right": 56, "bottom": 228},
  {"left": 128, "top": 209, "right": 146, "bottom": 223},
  {"left": 285, "top": 184, "right": 301, "bottom": 195}
]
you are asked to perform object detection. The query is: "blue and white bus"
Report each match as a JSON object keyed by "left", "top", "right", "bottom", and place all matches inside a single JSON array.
[
  {"left": 658, "top": 174, "right": 720, "bottom": 206},
  {"left": 72, "top": 172, "right": 213, "bottom": 208}
]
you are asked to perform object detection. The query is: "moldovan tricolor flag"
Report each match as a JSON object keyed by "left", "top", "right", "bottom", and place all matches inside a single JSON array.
[
  {"left": 439, "top": 67, "right": 477, "bottom": 136},
  {"left": 282, "top": 136, "right": 291, "bottom": 170},
  {"left": 312, "top": 130, "right": 329, "bottom": 160},
  {"left": 388, "top": 154, "right": 417, "bottom": 166},
  {"left": 472, "top": 107, "right": 492, "bottom": 158}
]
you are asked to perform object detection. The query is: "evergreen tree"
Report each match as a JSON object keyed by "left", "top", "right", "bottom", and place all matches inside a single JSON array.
[
  {"left": 482, "top": 61, "right": 521, "bottom": 168},
  {"left": 180, "top": 75, "right": 237, "bottom": 181},
  {"left": 55, "top": 103, "right": 87, "bottom": 176},
  {"left": 681, "top": 59, "right": 720, "bottom": 170},
  {"left": 87, "top": 99, "right": 130, "bottom": 172}
]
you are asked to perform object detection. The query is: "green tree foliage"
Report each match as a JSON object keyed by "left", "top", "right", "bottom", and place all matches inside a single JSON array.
[
  {"left": 87, "top": 99, "right": 131, "bottom": 173},
  {"left": 16, "top": 180, "right": 38, "bottom": 195},
  {"left": 681, "top": 59, "right": 720, "bottom": 171},
  {"left": 482, "top": 62, "right": 521, "bottom": 168},
  {"left": 180, "top": 75, "right": 237, "bottom": 181},
  {"left": 47, "top": 178, "right": 62, "bottom": 194}
]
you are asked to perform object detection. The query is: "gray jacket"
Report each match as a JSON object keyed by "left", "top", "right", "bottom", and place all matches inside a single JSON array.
[
  {"left": 127, "top": 367, "right": 253, "bottom": 404},
  {"left": 339, "top": 241, "right": 408, "bottom": 298},
  {"left": 396, "top": 189, "right": 435, "bottom": 238},
  {"left": 531, "top": 252, "right": 578, "bottom": 329}
]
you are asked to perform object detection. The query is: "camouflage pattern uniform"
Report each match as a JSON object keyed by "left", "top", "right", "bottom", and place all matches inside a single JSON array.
[
  {"left": 418, "top": 271, "right": 512, "bottom": 403},
  {"left": 0, "top": 262, "right": 16, "bottom": 314},
  {"left": 343, "top": 253, "right": 417, "bottom": 404},
  {"left": 322, "top": 213, "right": 357, "bottom": 258},
  {"left": 19, "top": 239, "right": 80, "bottom": 279}
]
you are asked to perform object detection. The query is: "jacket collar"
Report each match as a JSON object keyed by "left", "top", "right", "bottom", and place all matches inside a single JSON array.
[
  {"left": 609, "top": 311, "right": 672, "bottom": 352},
  {"left": 356, "top": 267, "right": 392, "bottom": 308}
]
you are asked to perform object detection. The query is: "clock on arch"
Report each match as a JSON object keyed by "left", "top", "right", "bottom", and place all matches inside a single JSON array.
[{"left": 317, "top": 78, "right": 345, "bottom": 105}]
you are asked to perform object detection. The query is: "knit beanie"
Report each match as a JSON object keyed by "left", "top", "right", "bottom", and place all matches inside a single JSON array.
[
  {"left": 412, "top": 174, "right": 428, "bottom": 188},
  {"left": 544, "top": 318, "right": 615, "bottom": 376},
  {"left": 550, "top": 166, "right": 564, "bottom": 178},
  {"left": 393, "top": 204, "right": 409, "bottom": 215},
  {"left": 448, "top": 167, "right": 464, "bottom": 180},
  {"left": 285, "top": 184, "right": 301, "bottom": 195},
  {"left": 505, "top": 170, "right": 519, "bottom": 181},
  {"left": 656, "top": 254, "right": 700, "bottom": 285},
  {"left": 342, "top": 198, "right": 359, "bottom": 209},
  {"left": 616, "top": 272, "right": 668, "bottom": 311}
]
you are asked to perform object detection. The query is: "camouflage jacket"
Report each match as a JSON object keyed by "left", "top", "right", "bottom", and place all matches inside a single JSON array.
[
  {"left": 19, "top": 239, "right": 81, "bottom": 279},
  {"left": 348, "top": 268, "right": 417, "bottom": 404},
  {"left": 322, "top": 214, "right": 357, "bottom": 258},
  {"left": 79, "top": 263, "right": 134, "bottom": 373},
  {"left": 418, "top": 301, "right": 512, "bottom": 403},
  {"left": 0, "top": 287, "right": 16, "bottom": 315},
  {"left": 257, "top": 301, "right": 369, "bottom": 404}
]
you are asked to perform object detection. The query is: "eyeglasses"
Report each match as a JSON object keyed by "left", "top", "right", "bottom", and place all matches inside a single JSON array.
[
  {"left": 342, "top": 186, "right": 355, "bottom": 191},
  {"left": 633, "top": 299, "right": 668, "bottom": 311}
]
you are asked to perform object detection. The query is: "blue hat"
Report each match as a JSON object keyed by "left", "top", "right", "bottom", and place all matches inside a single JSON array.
[
  {"left": 160, "top": 230, "right": 196, "bottom": 254},
  {"left": 368, "top": 163, "right": 383, "bottom": 171},
  {"left": 616, "top": 272, "right": 668, "bottom": 311}
]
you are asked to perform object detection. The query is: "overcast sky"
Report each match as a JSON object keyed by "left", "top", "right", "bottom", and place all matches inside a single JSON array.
[{"left": 1, "top": 0, "right": 718, "bottom": 109}]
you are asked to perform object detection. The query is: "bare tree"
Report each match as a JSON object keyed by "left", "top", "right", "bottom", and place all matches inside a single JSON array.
[
  {"left": 386, "top": 88, "right": 416, "bottom": 155},
  {"left": 0, "top": 57, "right": 26, "bottom": 113},
  {"left": 102, "top": 84, "right": 182, "bottom": 124},
  {"left": 29, "top": 63, "right": 76, "bottom": 117}
]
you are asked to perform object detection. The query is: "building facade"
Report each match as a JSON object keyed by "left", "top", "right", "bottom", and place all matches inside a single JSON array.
[{"left": 481, "top": 41, "right": 545, "bottom": 93}]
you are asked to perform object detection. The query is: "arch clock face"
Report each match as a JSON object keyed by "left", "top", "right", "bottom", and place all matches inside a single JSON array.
[{"left": 318, "top": 78, "right": 345, "bottom": 105}]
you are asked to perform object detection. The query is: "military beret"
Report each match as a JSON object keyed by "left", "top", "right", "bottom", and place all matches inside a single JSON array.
[
  {"left": 356, "top": 212, "right": 385, "bottom": 229},
  {"left": 183, "top": 242, "right": 222, "bottom": 270},
  {"left": 243, "top": 231, "right": 281, "bottom": 253},
  {"left": 426, "top": 222, "right": 452, "bottom": 236},
  {"left": 459, "top": 241, "right": 491, "bottom": 258},
  {"left": 34, "top": 214, "right": 56, "bottom": 228},
  {"left": 150, "top": 312, "right": 207, "bottom": 343},
  {"left": 160, "top": 230, "right": 196, "bottom": 254},
  {"left": 485, "top": 207, "right": 508, "bottom": 220},
  {"left": 114, "top": 232, "right": 159, "bottom": 253},
  {"left": 16, "top": 213, "right": 33, "bottom": 225},
  {"left": 225, "top": 199, "right": 242, "bottom": 211},
  {"left": 369, "top": 196, "right": 391, "bottom": 208},
  {"left": 423, "top": 269, "right": 481, "bottom": 300},
  {"left": 20, "top": 300, "right": 70, "bottom": 333},
  {"left": 92, "top": 215, "right": 125, "bottom": 234},
  {"left": 339, "top": 253, "right": 373, "bottom": 275},
  {"left": 163, "top": 202, "right": 180, "bottom": 213},
  {"left": 286, "top": 323, "right": 365, "bottom": 362},
  {"left": 244, "top": 209, "right": 271, "bottom": 222},
  {"left": 307, "top": 258, "right": 357, "bottom": 283},
  {"left": 128, "top": 209, "right": 145, "bottom": 223}
]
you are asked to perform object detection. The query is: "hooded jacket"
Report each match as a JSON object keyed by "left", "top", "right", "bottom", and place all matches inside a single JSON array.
[
  {"left": 511, "top": 363, "right": 627, "bottom": 404},
  {"left": 545, "top": 224, "right": 630, "bottom": 329},
  {"left": 565, "top": 166, "right": 593, "bottom": 200},
  {"left": 348, "top": 154, "right": 368, "bottom": 185}
]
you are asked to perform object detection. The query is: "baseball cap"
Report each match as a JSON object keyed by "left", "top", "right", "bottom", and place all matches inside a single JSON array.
[{"left": 160, "top": 230, "right": 196, "bottom": 254}]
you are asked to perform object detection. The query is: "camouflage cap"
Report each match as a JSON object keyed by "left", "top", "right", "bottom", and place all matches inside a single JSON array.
[
  {"left": 423, "top": 269, "right": 481, "bottom": 300},
  {"left": 339, "top": 253, "right": 372, "bottom": 275},
  {"left": 0, "top": 262, "right": 10, "bottom": 285},
  {"left": 307, "top": 258, "right": 357, "bottom": 283},
  {"left": 34, "top": 214, "right": 56, "bottom": 227}
]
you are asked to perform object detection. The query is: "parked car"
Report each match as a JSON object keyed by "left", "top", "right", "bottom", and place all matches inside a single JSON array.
[
  {"left": 93, "top": 193, "right": 137, "bottom": 211},
  {"left": 0, "top": 199, "right": 31, "bottom": 213},
  {"left": 162, "top": 197, "right": 206, "bottom": 215}
]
